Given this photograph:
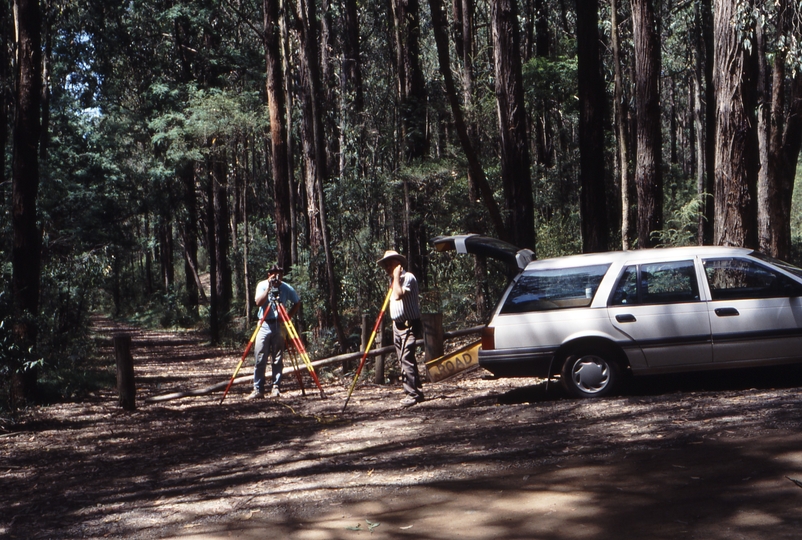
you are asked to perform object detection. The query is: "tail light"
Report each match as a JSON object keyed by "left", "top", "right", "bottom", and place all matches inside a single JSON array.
[{"left": 481, "top": 326, "right": 495, "bottom": 350}]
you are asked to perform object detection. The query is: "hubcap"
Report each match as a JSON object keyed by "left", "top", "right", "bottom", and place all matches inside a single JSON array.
[{"left": 571, "top": 355, "right": 610, "bottom": 394}]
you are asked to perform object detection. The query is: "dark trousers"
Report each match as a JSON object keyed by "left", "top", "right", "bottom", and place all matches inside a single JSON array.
[{"left": 392, "top": 319, "right": 423, "bottom": 399}]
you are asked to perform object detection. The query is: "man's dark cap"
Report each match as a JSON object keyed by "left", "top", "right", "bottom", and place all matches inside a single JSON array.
[{"left": 268, "top": 264, "right": 284, "bottom": 275}]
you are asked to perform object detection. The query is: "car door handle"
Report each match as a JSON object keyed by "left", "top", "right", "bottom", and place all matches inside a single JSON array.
[
  {"left": 714, "top": 307, "right": 740, "bottom": 317},
  {"left": 615, "top": 314, "right": 637, "bottom": 323}
]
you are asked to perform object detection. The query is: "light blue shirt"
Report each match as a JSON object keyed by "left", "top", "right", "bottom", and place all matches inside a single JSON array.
[{"left": 256, "top": 281, "right": 300, "bottom": 320}]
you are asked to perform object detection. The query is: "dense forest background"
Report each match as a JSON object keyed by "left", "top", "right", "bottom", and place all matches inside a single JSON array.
[{"left": 1, "top": 0, "right": 801, "bottom": 408}]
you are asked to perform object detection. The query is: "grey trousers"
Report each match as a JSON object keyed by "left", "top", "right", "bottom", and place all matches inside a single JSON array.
[
  {"left": 392, "top": 319, "right": 423, "bottom": 400},
  {"left": 253, "top": 320, "right": 284, "bottom": 392}
]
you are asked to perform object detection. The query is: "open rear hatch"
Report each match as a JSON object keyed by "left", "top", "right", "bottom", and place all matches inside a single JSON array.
[{"left": 431, "top": 234, "right": 534, "bottom": 271}]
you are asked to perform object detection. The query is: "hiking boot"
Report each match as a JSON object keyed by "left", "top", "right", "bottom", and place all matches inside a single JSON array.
[
  {"left": 246, "top": 390, "right": 265, "bottom": 400},
  {"left": 270, "top": 387, "right": 281, "bottom": 398}
]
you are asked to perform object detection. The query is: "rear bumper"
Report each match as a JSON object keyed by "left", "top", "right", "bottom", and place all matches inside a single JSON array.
[{"left": 478, "top": 347, "right": 557, "bottom": 377}]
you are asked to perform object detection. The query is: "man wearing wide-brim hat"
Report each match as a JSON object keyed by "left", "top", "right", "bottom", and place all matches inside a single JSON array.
[
  {"left": 377, "top": 250, "right": 424, "bottom": 407},
  {"left": 248, "top": 263, "right": 301, "bottom": 399}
]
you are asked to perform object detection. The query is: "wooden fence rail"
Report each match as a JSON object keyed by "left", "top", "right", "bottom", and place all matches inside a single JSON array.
[{"left": 145, "top": 322, "right": 484, "bottom": 403}]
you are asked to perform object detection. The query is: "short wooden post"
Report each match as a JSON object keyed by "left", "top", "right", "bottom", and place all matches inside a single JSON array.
[
  {"left": 421, "top": 313, "right": 444, "bottom": 362},
  {"left": 114, "top": 333, "right": 136, "bottom": 411},
  {"left": 374, "top": 319, "right": 386, "bottom": 384}
]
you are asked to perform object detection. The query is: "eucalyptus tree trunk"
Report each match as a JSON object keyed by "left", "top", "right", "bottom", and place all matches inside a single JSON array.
[
  {"left": 0, "top": 0, "right": 7, "bottom": 208},
  {"left": 393, "top": 0, "right": 428, "bottom": 161},
  {"left": 632, "top": 0, "right": 663, "bottom": 248},
  {"left": 215, "top": 155, "right": 232, "bottom": 317},
  {"left": 757, "top": 0, "right": 796, "bottom": 260},
  {"left": 428, "top": 0, "right": 505, "bottom": 241},
  {"left": 179, "top": 163, "right": 199, "bottom": 314},
  {"left": 611, "top": 0, "right": 631, "bottom": 250},
  {"left": 533, "top": 0, "right": 553, "bottom": 168},
  {"left": 297, "top": 0, "right": 348, "bottom": 350},
  {"left": 264, "top": 0, "right": 293, "bottom": 272},
  {"left": 491, "top": 0, "right": 536, "bottom": 251},
  {"left": 693, "top": 0, "right": 708, "bottom": 246},
  {"left": 576, "top": 0, "right": 608, "bottom": 253},
  {"left": 702, "top": 0, "right": 716, "bottom": 245},
  {"left": 11, "top": 0, "right": 42, "bottom": 402},
  {"left": 712, "top": 0, "right": 756, "bottom": 248}
]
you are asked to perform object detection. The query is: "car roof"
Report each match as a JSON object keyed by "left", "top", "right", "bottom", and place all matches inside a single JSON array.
[{"left": 523, "top": 246, "right": 755, "bottom": 271}]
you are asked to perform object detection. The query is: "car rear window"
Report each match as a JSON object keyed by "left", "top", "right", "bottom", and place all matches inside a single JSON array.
[
  {"left": 500, "top": 264, "right": 611, "bottom": 313},
  {"left": 703, "top": 258, "right": 802, "bottom": 300}
]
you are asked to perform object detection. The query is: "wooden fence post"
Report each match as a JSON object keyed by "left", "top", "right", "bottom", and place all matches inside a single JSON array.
[
  {"left": 114, "top": 333, "right": 136, "bottom": 411},
  {"left": 374, "top": 319, "right": 386, "bottom": 384},
  {"left": 421, "top": 313, "right": 444, "bottom": 362}
]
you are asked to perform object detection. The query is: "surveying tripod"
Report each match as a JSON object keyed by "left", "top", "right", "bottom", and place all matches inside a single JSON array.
[{"left": 268, "top": 292, "right": 326, "bottom": 398}]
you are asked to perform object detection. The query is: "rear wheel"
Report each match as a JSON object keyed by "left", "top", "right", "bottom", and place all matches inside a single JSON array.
[{"left": 561, "top": 350, "right": 621, "bottom": 398}]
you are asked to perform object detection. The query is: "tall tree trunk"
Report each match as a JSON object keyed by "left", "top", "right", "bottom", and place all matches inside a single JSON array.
[
  {"left": 0, "top": 0, "right": 7, "bottom": 208},
  {"left": 212, "top": 152, "right": 232, "bottom": 321},
  {"left": 576, "top": 0, "right": 608, "bottom": 253},
  {"left": 428, "top": 0, "right": 506, "bottom": 240},
  {"left": 492, "top": 0, "right": 536, "bottom": 250},
  {"left": 39, "top": 0, "right": 51, "bottom": 164},
  {"left": 632, "top": 0, "right": 663, "bottom": 248},
  {"left": 298, "top": 0, "right": 348, "bottom": 350},
  {"left": 712, "top": 0, "right": 756, "bottom": 248},
  {"left": 702, "top": 0, "right": 716, "bottom": 245},
  {"left": 611, "top": 0, "right": 631, "bottom": 250},
  {"left": 10, "top": 0, "right": 42, "bottom": 403},
  {"left": 206, "top": 175, "right": 219, "bottom": 342},
  {"left": 757, "top": 0, "right": 794, "bottom": 259},
  {"left": 265, "top": 0, "right": 293, "bottom": 272},
  {"left": 393, "top": 0, "right": 428, "bottom": 161},
  {"left": 693, "top": 0, "right": 708, "bottom": 246},
  {"left": 180, "top": 163, "right": 199, "bottom": 313}
]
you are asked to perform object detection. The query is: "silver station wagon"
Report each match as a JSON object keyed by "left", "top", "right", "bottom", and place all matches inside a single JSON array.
[{"left": 433, "top": 236, "right": 802, "bottom": 398}]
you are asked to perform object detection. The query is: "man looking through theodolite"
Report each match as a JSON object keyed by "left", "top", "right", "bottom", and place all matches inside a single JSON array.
[{"left": 248, "top": 264, "right": 301, "bottom": 399}]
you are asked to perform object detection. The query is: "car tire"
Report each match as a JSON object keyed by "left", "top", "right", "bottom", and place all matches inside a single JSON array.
[{"left": 560, "top": 350, "right": 621, "bottom": 399}]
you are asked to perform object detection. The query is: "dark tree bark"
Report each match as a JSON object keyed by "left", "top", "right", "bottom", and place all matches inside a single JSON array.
[
  {"left": 264, "top": 0, "right": 293, "bottom": 272},
  {"left": 343, "top": 0, "right": 364, "bottom": 112},
  {"left": 393, "top": 0, "right": 428, "bottom": 161},
  {"left": 702, "top": 0, "right": 716, "bottom": 245},
  {"left": 428, "top": 0, "right": 506, "bottom": 240},
  {"left": 11, "top": 0, "right": 43, "bottom": 402},
  {"left": 0, "top": 0, "right": 7, "bottom": 208},
  {"left": 492, "top": 0, "right": 536, "bottom": 251},
  {"left": 180, "top": 163, "right": 199, "bottom": 312},
  {"left": 533, "top": 0, "right": 553, "bottom": 169},
  {"left": 212, "top": 153, "right": 232, "bottom": 320},
  {"left": 712, "top": 0, "right": 756, "bottom": 248},
  {"left": 206, "top": 175, "right": 219, "bottom": 342},
  {"left": 297, "top": 0, "right": 348, "bottom": 350},
  {"left": 611, "top": 0, "right": 632, "bottom": 250},
  {"left": 576, "top": 0, "right": 608, "bottom": 253},
  {"left": 632, "top": 0, "right": 663, "bottom": 248},
  {"left": 757, "top": 0, "right": 797, "bottom": 260},
  {"left": 692, "top": 0, "right": 708, "bottom": 246}
]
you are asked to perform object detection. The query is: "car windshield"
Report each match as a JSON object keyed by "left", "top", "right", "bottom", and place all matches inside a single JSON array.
[
  {"left": 500, "top": 264, "right": 610, "bottom": 313},
  {"left": 750, "top": 251, "right": 802, "bottom": 280}
]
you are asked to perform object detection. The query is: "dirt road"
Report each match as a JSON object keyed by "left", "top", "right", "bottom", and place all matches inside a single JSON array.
[{"left": 4, "top": 319, "right": 802, "bottom": 539}]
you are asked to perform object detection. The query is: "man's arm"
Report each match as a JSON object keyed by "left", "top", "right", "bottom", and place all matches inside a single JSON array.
[
  {"left": 391, "top": 264, "right": 406, "bottom": 300},
  {"left": 255, "top": 281, "right": 269, "bottom": 307}
]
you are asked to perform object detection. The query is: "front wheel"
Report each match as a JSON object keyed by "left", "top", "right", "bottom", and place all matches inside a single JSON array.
[{"left": 560, "top": 350, "right": 621, "bottom": 398}]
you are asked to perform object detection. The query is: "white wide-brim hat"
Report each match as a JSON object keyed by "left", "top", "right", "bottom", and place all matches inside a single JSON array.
[{"left": 377, "top": 250, "right": 407, "bottom": 267}]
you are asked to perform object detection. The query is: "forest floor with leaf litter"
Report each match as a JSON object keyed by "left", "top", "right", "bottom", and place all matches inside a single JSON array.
[{"left": 4, "top": 316, "right": 802, "bottom": 539}]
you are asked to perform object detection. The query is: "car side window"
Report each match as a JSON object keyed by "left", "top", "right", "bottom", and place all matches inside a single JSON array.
[
  {"left": 500, "top": 264, "right": 610, "bottom": 313},
  {"left": 610, "top": 260, "right": 699, "bottom": 306},
  {"left": 703, "top": 258, "right": 802, "bottom": 300}
]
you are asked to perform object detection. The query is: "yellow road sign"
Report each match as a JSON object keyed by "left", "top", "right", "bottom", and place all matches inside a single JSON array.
[{"left": 425, "top": 340, "right": 481, "bottom": 383}]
